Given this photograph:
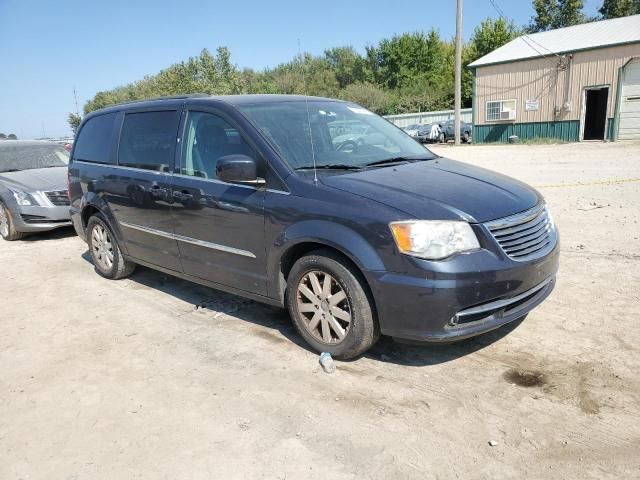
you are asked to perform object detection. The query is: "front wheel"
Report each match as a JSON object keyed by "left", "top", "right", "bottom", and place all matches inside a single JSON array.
[
  {"left": 87, "top": 214, "right": 135, "bottom": 279},
  {"left": 0, "top": 201, "right": 26, "bottom": 241},
  {"left": 438, "top": 132, "right": 445, "bottom": 143},
  {"left": 286, "top": 250, "right": 379, "bottom": 359}
]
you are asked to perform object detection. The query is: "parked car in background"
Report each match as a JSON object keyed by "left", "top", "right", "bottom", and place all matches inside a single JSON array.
[
  {"left": 415, "top": 123, "right": 442, "bottom": 143},
  {"left": 69, "top": 94, "right": 558, "bottom": 359},
  {"left": 331, "top": 121, "right": 387, "bottom": 152},
  {"left": 0, "top": 141, "right": 72, "bottom": 240},
  {"left": 402, "top": 124, "right": 420, "bottom": 137},
  {"left": 440, "top": 120, "right": 473, "bottom": 143}
]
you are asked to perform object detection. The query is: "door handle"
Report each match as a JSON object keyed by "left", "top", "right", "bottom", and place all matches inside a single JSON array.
[{"left": 173, "top": 190, "right": 193, "bottom": 201}]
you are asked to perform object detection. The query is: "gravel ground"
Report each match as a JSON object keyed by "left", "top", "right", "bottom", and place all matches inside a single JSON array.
[{"left": 1, "top": 142, "right": 639, "bottom": 479}]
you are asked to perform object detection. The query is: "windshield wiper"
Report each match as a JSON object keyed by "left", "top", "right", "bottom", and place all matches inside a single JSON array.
[
  {"left": 295, "top": 164, "right": 363, "bottom": 171},
  {"left": 364, "top": 156, "right": 433, "bottom": 168}
]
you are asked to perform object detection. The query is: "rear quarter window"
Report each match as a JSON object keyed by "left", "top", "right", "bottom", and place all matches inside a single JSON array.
[
  {"left": 117, "top": 111, "right": 180, "bottom": 172},
  {"left": 73, "top": 112, "right": 118, "bottom": 163}
]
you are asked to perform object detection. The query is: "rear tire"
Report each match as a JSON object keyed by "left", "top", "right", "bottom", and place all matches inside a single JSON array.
[
  {"left": 463, "top": 131, "right": 471, "bottom": 143},
  {"left": 0, "top": 201, "right": 26, "bottom": 241},
  {"left": 86, "top": 214, "right": 135, "bottom": 279},
  {"left": 438, "top": 132, "right": 445, "bottom": 143},
  {"left": 286, "top": 249, "right": 379, "bottom": 359}
]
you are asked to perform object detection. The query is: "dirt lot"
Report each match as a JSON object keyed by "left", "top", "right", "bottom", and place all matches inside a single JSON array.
[{"left": 1, "top": 142, "right": 639, "bottom": 479}]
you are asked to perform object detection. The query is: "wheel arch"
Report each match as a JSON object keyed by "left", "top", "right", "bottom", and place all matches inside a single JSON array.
[
  {"left": 78, "top": 196, "right": 128, "bottom": 253},
  {"left": 269, "top": 220, "right": 385, "bottom": 307}
]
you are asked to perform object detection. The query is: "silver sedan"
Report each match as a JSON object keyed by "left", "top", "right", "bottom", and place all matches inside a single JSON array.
[{"left": 0, "top": 141, "right": 72, "bottom": 241}]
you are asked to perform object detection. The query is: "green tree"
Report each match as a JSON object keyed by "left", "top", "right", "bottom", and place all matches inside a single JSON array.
[
  {"left": 463, "top": 18, "right": 520, "bottom": 106},
  {"left": 599, "top": 0, "right": 640, "bottom": 18},
  {"left": 68, "top": 113, "right": 82, "bottom": 135},
  {"left": 528, "top": 0, "right": 587, "bottom": 32},
  {"left": 7, "top": 134, "right": 17, "bottom": 140},
  {"left": 0, "top": 133, "right": 6, "bottom": 140},
  {"left": 324, "top": 46, "right": 370, "bottom": 88},
  {"left": 338, "top": 82, "right": 392, "bottom": 114},
  {"left": 373, "top": 31, "right": 450, "bottom": 90}
]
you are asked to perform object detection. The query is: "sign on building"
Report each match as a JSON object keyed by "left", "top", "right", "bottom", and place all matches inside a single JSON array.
[{"left": 525, "top": 100, "right": 539, "bottom": 111}]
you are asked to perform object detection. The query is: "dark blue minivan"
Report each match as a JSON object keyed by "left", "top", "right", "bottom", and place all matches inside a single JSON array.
[{"left": 68, "top": 94, "right": 559, "bottom": 359}]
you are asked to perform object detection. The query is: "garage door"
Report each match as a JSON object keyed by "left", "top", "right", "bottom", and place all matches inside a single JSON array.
[{"left": 618, "top": 60, "right": 640, "bottom": 140}]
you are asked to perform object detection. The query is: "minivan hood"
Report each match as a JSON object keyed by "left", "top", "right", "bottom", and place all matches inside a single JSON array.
[
  {"left": 0, "top": 167, "right": 67, "bottom": 193},
  {"left": 320, "top": 158, "right": 541, "bottom": 223}
]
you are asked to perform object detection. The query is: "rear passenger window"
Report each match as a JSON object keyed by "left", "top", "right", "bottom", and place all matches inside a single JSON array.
[
  {"left": 73, "top": 113, "right": 118, "bottom": 163},
  {"left": 118, "top": 111, "right": 179, "bottom": 172}
]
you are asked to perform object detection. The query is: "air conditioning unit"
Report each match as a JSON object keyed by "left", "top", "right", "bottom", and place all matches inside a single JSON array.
[{"left": 506, "top": 110, "right": 516, "bottom": 121}]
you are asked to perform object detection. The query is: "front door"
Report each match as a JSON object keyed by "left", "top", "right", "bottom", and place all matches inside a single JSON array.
[
  {"left": 171, "top": 108, "right": 267, "bottom": 295},
  {"left": 583, "top": 87, "right": 609, "bottom": 140},
  {"left": 107, "top": 109, "right": 182, "bottom": 271}
]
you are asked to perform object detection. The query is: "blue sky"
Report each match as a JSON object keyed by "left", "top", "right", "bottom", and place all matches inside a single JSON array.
[{"left": 0, "top": 0, "right": 600, "bottom": 139}]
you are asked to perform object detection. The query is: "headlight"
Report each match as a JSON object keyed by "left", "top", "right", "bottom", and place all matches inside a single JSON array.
[
  {"left": 11, "top": 190, "right": 36, "bottom": 206},
  {"left": 390, "top": 220, "right": 480, "bottom": 260},
  {"left": 545, "top": 205, "right": 556, "bottom": 231}
]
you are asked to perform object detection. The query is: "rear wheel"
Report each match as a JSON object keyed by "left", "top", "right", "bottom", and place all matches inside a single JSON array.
[
  {"left": 463, "top": 131, "right": 471, "bottom": 143},
  {"left": 0, "top": 202, "right": 26, "bottom": 241},
  {"left": 438, "top": 132, "right": 446, "bottom": 143},
  {"left": 87, "top": 214, "right": 135, "bottom": 279},
  {"left": 286, "top": 250, "right": 379, "bottom": 359}
]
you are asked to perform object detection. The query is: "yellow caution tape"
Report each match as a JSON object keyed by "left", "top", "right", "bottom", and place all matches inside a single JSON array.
[{"left": 535, "top": 178, "right": 640, "bottom": 188}]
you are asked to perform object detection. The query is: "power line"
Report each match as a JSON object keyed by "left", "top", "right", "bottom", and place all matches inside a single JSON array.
[{"left": 487, "top": 0, "right": 562, "bottom": 60}]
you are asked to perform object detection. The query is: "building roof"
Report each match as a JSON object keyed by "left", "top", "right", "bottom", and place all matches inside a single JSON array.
[{"left": 469, "top": 14, "right": 640, "bottom": 68}]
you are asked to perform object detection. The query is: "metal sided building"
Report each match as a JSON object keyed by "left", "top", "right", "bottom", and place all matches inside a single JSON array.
[{"left": 469, "top": 15, "right": 640, "bottom": 143}]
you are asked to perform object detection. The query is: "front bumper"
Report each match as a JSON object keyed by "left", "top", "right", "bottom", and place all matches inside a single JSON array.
[
  {"left": 366, "top": 238, "right": 560, "bottom": 343},
  {"left": 13, "top": 204, "right": 72, "bottom": 232}
]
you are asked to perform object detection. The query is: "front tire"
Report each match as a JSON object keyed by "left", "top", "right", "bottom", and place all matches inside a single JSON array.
[
  {"left": 286, "top": 250, "right": 379, "bottom": 359},
  {"left": 86, "top": 214, "right": 135, "bottom": 279},
  {"left": 438, "top": 132, "right": 445, "bottom": 143},
  {"left": 0, "top": 201, "right": 26, "bottom": 241}
]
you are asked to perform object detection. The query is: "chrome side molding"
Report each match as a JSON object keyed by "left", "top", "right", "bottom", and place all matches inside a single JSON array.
[{"left": 119, "top": 221, "right": 256, "bottom": 258}]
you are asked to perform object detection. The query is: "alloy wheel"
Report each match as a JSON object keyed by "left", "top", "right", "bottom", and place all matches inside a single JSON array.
[
  {"left": 91, "top": 224, "right": 114, "bottom": 271},
  {"left": 296, "top": 270, "right": 352, "bottom": 344},
  {"left": 0, "top": 205, "right": 9, "bottom": 238}
]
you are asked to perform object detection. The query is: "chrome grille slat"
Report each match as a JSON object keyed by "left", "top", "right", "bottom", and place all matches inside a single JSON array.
[
  {"left": 509, "top": 240, "right": 551, "bottom": 257},
  {"left": 500, "top": 225, "right": 550, "bottom": 248},
  {"left": 45, "top": 190, "right": 70, "bottom": 206},
  {"left": 485, "top": 204, "right": 556, "bottom": 262},
  {"left": 501, "top": 233, "right": 550, "bottom": 252},
  {"left": 490, "top": 213, "right": 547, "bottom": 237}
]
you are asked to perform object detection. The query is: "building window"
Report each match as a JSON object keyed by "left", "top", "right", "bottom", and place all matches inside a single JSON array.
[{"left": 486, "top": 100, "right": 517, "bottom": 122}]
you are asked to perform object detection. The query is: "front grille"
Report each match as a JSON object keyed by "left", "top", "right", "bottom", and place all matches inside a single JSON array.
[
  {"left": 20, "top": 214, "right": 69, "bottom": 225},
  {"left": 45, "top": 190, "right": 70, "bottom": 206},
  {"left": 485, "top": 204, "right": 556, "bottom": 261}
]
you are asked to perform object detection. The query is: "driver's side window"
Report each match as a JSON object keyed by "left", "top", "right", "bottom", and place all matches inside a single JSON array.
[{"left": 182, "top": 111, "right": 255, "bottom": 179}]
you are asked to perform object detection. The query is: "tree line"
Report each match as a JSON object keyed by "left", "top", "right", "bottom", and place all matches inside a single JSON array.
[{"left": 69, "top": 0, "right": 639, "bottom": 133}]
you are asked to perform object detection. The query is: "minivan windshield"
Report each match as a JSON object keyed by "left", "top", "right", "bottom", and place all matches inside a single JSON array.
[
  {"left": 0, "top": 143, "right": 69, "bottom": 173},
  {"left": 238, "top": 100, "right": 434, "bottom": 170}
]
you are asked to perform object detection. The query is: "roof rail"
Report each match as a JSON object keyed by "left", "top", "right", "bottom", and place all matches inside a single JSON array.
[{"left": 113, "top": 93, "right": 210, "bottom": 107}]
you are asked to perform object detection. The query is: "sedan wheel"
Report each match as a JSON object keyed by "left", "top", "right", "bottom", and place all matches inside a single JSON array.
[
  {"left": 91, "top": 224, "right": 114, "bottom": 271},
  {"left": 0, "top": 205, "right": 9, "bottom": 238},
  {"left": 0, "top": 202, "right": 25, "bottom": 241},
  {"left": 296, "top": 270, "right": 352, "bottom": 344}
]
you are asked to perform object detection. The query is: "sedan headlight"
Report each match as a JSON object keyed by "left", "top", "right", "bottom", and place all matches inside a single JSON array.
[
  {"left": 390, "top": 220, "right": 480, "bottom": 260},
  {"left": 11, "top": 189, "right": 37, "bottom": 206}
]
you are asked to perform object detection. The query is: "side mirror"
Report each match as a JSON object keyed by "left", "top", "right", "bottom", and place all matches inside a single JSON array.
[{"left": 216, "top": 154, "right": 266, "bottom": 187}]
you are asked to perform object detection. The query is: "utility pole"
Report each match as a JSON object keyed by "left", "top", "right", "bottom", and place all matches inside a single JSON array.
[
  {"left": 454, "top": 0, "right": 463, "bottom": 146},
  {"left": 73, "top": 86, "right": 80, "bottom": 117}
]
